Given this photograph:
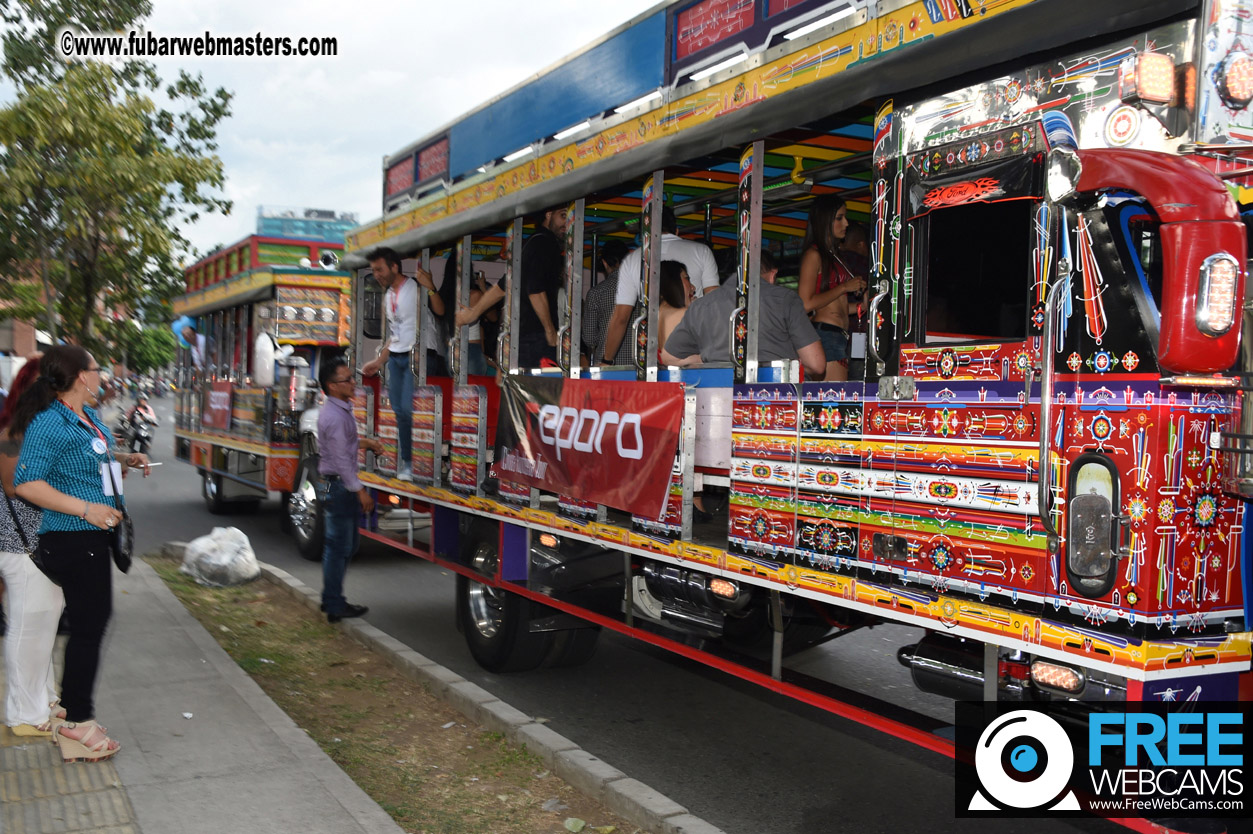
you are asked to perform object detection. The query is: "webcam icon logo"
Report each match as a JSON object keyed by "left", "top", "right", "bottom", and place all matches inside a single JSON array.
[{"left": 968, "top": 710, "right": 1081, "bottom": 812}]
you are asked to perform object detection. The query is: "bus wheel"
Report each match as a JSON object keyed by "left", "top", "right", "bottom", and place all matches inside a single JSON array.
[
  {"left": 288, "top": 456, "right": 324, "bottom": 562},
  {"left": 457, "top": 537, "right": 552, "bottom": 673},
  {"left": 202, "top": 471, "right": 229, "bottom": 515}
]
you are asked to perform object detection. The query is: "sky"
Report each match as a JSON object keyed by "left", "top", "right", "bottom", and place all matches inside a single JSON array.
[{"left": 48, "top": 0, "right": 664, "bottom": 257}]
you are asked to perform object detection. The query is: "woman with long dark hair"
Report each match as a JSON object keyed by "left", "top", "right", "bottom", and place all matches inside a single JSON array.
[
  {"left": 12, "top": 345, "right": 149, "bottom": 762},
  {"left": 656, "top": 260, "right": 693, "bottom": 354},
  {"left": 0, "top": 355, "right": 64, "bottom": 738},
  {"left": 798, "top": 195, "right": 868, "bottom": 381}
]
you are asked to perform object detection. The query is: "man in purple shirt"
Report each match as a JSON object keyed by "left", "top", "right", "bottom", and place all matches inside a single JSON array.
[{"left": 316, "top": 357, "right": 384, "bottom": 622}]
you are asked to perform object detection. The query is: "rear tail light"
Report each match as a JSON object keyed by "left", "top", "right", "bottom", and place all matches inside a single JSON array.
[
  {"left": 709, "top": 578, "right": 738, "bottom": 599},
  {"left": 1030, "top": 660, "right": 1086, "bottom": 695},
  {"left": 1196, "top": 253, "right": 1240, "bottom": 336},
  {"left": 1120, "top": 52, "right": 1175, "bottom": 104}
]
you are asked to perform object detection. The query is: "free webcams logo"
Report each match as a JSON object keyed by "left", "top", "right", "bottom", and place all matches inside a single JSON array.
[
  {"left": 956, "top": 702, "right": 1248, "bottom": 819},
  {"left": 968, "top": 710, "right": 1081, "bottom": 812}
]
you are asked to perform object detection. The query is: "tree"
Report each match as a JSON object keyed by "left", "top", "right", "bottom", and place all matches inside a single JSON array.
[
  {"left": 119, "top": 322, "right": 177, "bottom": 375},
  {"left": 0, "top": 0, "right": 231, "bottom": 360}
]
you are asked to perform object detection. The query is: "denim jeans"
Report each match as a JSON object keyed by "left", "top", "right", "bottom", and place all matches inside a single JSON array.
[
  {"left": 319, "top": 479, "right": 361, "bottom": 616},
  {"left": 386, "top": 352, "right": 413, "bottom": 464},
  {"left": 815, "top": 324, "right": 850, "bottom": 362},
  {"left": 467, "top": 343, "right": 493, "bottom": 376}
]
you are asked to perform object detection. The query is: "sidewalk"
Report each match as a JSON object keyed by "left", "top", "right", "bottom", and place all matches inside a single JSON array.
[{"left": 1, "top": 559, "right": 404, "bottom": 834}]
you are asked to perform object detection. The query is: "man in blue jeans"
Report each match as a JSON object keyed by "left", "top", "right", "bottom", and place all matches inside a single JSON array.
[
  {"left": 316, "top": 357, "right": 385, "bottom": 622},
  {"left": 360, "top": 247, "right": 436, "bottom": 481}
]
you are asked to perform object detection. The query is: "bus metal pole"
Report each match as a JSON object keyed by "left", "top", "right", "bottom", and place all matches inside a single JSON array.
[
  {"left": 456, "top": 235, "right": 472, "bottom": 385},
  {"left": 505, "top": 218, "right": 522, "bottom": 373},
  {"left": 414, "top": 248, "right": 430, "bottom": 387},
  {"left": 565, "top": 198, "right": 585, "bottom": 378},
  {"left": 589, "top": 232, "right": 600, "bottom": 289},
  {"left": 638, "top": 171, "right": 663, "bottom": 383},
  {"left": 223, "top": 307, "right": 236, "bottom": 385},
  {"left": 770, "top": 589, "right": 784, "bottom": 681},
  {"left": 737, "top": 141, "right": 764, "bottom": 385}
]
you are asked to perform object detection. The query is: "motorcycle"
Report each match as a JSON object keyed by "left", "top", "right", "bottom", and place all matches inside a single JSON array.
[{"left": 125, "top": 410, "right": 158, "bottom": 455}]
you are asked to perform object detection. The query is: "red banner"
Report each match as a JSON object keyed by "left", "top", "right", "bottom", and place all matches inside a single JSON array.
[
  {"left": 496, "top": 377, "right": 684, "bottom": 519},
  {"left": 202, "top": 380, "right": 233, "bottom": 430}
]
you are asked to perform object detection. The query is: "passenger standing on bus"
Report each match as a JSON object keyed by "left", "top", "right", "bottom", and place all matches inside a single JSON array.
[
  {"left": 580, "top": 239, "right": 630, "bottom": 366},
  {"left": 360, "top": 247, "right": 434, "bottom": 481},
  {"left": 661, "top": 251, "right": 825, "bottom": 380},
  {"left": 797, "top": 196, "right": 867, "bottom": 382},
  {"left": 316, "top": 357, "right": 385, "bottom": 624},
  {"left": 454, "top": 207, "right": 570, "bottom": 369},
  {"left": 656, "top": 260, "right": 694, "bottom": 354},
  {"left": 600, "top": 207, "right": 718, "bottom": 365},
  {"left": 181, "top": 324, "right": 209, "bottom": 370}
]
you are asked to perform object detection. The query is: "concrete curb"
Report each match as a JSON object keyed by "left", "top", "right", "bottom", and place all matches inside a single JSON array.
[{"left": 163, "top": 543, "right": 726, "bottom": 834}]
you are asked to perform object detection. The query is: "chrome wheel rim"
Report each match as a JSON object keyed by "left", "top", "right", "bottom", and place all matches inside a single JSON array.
[
  {"left": 467, "top": 543, "right": 503, "bottom": 640},
  {"left": 288, "top": 470, "right": 318, "bottom": 544},
  {"left": 204, "top": 473, "right": 218, "bottom": 502}
]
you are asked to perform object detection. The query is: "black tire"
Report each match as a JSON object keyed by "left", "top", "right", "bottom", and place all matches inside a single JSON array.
[
  {"left": 288, "top": 456, "right": 324, "bottom": 562},
  {"left": 541, "top": 627, "right": 601, "bottom": 668},
  {"left": 457, "top": 535, "right": 553, "bottom": 673},
  {"left": 202, "top": 470, "right": 230, "bottom": 515},
  {"left": 279, "top": 492, "right": 292, "bottom": 533}
]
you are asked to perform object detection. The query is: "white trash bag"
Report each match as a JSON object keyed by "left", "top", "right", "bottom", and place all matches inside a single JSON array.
[{"left": 180, "top": 527, "right": 260, "bottom": 587}]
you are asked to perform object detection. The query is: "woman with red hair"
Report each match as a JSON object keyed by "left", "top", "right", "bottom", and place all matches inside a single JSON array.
[{"left": 0, "top": 355, "right": 65, "bottom": 738}]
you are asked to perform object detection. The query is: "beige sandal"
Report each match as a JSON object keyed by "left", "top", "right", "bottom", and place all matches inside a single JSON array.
[
  {"left": 10, "top": 723, "right": 53, "bottom": 738},
  {"left": 44, "top": 702, "right": 70, "bottom": 745},
  {"left": 56, "top": 720, "right": 120, "bottom": 763}
]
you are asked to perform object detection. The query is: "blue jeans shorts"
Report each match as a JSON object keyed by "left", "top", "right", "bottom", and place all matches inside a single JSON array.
[{"left": 815, "top": 323, "right": 850, "bottom": 364}]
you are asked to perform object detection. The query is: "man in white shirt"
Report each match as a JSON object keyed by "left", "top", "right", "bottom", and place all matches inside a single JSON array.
[
  {"left": 181, "top": 325, "right": 209, "bottom": 370},
  {"left": 600, "top": 207, "right": 718, "bottom": 364},
  {"left": 360, "top": 247, "right": 437, "bottom": 481}
]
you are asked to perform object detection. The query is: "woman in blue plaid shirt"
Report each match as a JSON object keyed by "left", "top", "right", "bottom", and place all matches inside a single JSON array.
[{"left": 11, "top": 345, "right": 149, "bottom": 762}]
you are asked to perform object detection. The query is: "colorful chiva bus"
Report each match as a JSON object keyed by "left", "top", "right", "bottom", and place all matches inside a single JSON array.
[
  {"left": 172, "top": 234, "right": 352, "bottom": 534},
  {"left": 324, "top": 0, "right": 1253, "bottom": 760}
]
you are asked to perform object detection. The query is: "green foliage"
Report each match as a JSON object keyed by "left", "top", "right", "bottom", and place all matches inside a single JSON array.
[
  {"left": 0, "top": 0, "right": 153, "bottom": 86},
  {"left": 0, "top": 0, "right": 232, "bottom": 360},
  {"left": 120, "top": 323, "right": 177, "bottom": 374}
]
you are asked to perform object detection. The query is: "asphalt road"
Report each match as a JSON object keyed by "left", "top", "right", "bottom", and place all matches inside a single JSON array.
[{"left": 123, "top": 398, "right": 1131, "bottom": 834}]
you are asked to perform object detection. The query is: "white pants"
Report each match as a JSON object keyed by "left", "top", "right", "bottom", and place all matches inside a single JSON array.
[{"left": 0, "top": 549, "right": 63, "bottom": 726}]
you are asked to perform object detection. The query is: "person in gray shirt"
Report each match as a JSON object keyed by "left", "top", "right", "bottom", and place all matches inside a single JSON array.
[{"left": 661, "top": 252, "right": 826, "bottom": 379}]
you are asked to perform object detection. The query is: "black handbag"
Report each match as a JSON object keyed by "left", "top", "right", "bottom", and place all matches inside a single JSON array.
[{"left": 103, "top": 462, "right": 133, "bottom": 574}]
